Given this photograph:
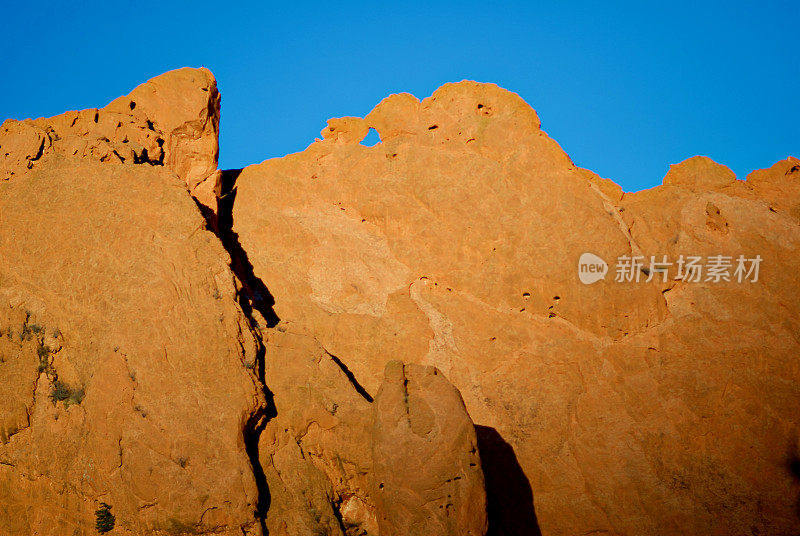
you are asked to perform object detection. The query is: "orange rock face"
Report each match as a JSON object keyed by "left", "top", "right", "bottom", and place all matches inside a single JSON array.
[
  {"left": 231, "top": 82, "right": 800, "bottom": 535},
  {"left": 255, "top": 333, "right": 485, "bottom": 536},
  {"left": 0, "top": 69, "right": 265, "bottom": 535},
  {"left": 0, "top": 67, "right": 221, "bottom": 208},
  {"left": 2, "top": 69, "right": 799, "bottom": 536},
  {"left": 371, "top": 361, "right": 486, "bottom": 536}
]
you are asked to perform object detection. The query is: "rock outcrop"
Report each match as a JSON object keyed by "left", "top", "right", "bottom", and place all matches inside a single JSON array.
[
  {"left": 0, "top": 67, "right": 221, "bottom": 208},
  {"left": 0, "top": 68, "right": 261, "bottom": 535},
  {"left": 371, "top": 361, "right": 486, "bottom": 536},
  {"left": 0, "top": 69, "right": 488, "bottom": 536},
  {"left": 255, "top": 331, "right": 486, "bottom": 536},
  {"left": 229, "top": 82, "right": 800, "bottom": 535},
  {"left": 2, "top": 69, "right": 799, "bottom": 536}
]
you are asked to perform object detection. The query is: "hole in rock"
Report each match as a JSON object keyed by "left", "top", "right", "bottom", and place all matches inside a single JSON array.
[{"left": 360, "top": 127, "right": 382, "bottom": 147}]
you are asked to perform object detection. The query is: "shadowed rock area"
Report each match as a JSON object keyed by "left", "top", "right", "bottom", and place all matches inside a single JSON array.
[{"left": 1, "top": 68, "right": 799, "bottom": 535}]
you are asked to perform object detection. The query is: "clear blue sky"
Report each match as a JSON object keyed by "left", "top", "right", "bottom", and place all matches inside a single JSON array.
[{"left": 1, "top": 1, "right": 797, "bottom": 191}]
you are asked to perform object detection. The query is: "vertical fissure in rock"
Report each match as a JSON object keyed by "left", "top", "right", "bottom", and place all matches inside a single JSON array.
[
  {"left": 215, "top": 168, "right": 280, "bottom": 328},
  {"left": 243, "top": 396, "right": 273, "bottom": 533},
  {"left": 197, "top": 168, "right": 281, "bottom": 532},
  {"left": 330, "top": 497, "right": 349, "bottom": 534}
]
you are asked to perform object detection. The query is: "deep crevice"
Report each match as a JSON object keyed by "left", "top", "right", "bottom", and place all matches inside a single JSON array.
[
  {"left": 216, "top": 169, "right": 280, "bottom": 328},
  {"left": 198, "top": 167, "right": 282, "bottom": 533},
  {"left": 30, "top": 137, "right": 46, "bottom": 162},
  {"left": 324, "top": 349, "right": 374, "bottom": 403},
  {"left": 241, "top": 316, "right": 276, "bottom": 534},
  {"left": 330, "top": 496, "right": 349, "bottom": 534},
  {"left": 244, "top": 388, "right": 275, "bottom": 533},
  {"left": 787, "top": 438, "right": 800, "bottom": 519}
]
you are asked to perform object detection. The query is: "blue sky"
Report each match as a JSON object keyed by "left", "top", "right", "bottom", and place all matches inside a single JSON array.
[{"left": 1, "top": 1, "right": 797, "bottom": 191}]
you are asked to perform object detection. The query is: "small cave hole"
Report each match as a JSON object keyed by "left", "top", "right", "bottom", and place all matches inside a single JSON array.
[
  {"left": 428, "top": 125, "right": 439, "bottom": 130},
  {"left": 129, "top": 101, "right": 136, "bottom": 110},
  {"left": 360, "top": 127, "right": 382, "bottom": 147}
]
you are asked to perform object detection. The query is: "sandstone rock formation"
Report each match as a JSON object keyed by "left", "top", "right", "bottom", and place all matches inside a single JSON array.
[
  {"left": 0, "top": 68, "right": 266, "bottom": 535},
  {"left": 0, "top": 69, "right": 488, "bottom": 536},
  {"left": 2, "top": 68, "right": 799, "bottom": 536},
  {"left": 0, "top": 67, "right": 220, "bottom": 208},
  {"left": 230, "top": 82, "right": 800, "bottom": 535},
  {"left": 256, "top": 334, "right": 485, "bottom": 536},
  {"left": 371, "top": 361, "right": 486, "bottom": 536}
]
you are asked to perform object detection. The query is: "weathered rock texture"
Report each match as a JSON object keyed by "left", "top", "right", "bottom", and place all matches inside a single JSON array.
[
  {"left": 2, "top": 69, "right": 800, "bottom": 536},
  {"left": 0, "top": 69, "right": 488, "bottom": 536},
  {"left": 230, "top": 82, "right": 800, "bottom": 535},
  {"left": 0, "top": 67, "right": 220, "bottom": 206},
  {"left": 256, "top": 334, "right": 485, "bottom": 536},
  {"left": 0, "top": 69, "right": 265, "bottom": 535},
  {"left": 371, "top": 361, "right": 486, "bottom": 536}
]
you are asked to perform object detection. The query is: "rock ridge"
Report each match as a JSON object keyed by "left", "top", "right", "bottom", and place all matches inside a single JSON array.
[{"left": 1, "top": 68, "right": 799, "bottom": 536}]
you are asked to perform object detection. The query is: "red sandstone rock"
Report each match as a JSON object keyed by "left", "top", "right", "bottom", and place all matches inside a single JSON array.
[
  {"left": 371, "top": 361, "right": 486, "bottom": 536},
  {"left": 0, "top": 67, "right": 220, "bottom": 208},
  {"left": 0, "top": 69, "right": 264, "bottom": 535},
  {"left": 2, "top": 69, "right": 799, "bottom": 536},
  {"left": 662, "top": 155, "right": 738, "bottom": 189},
  {"left": 255, "top": 330, "right": 486, "bottom": 536},
  {"left": 230, "top": 81, "right": 800, "bottom": 535}
]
